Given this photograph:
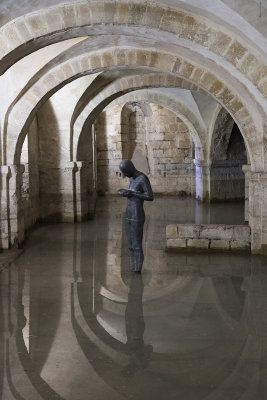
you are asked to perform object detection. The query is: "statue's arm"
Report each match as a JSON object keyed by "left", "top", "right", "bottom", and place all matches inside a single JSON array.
[{"left": 131, "top": 177, "right": 154, "bottom": 201}]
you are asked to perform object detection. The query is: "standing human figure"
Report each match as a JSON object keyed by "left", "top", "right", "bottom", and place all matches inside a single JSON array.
[{"left": 118, "top": 160, "right": 154, "bottom": 273}]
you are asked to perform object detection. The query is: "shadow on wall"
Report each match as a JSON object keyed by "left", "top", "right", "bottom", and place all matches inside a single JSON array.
[
  {"left": 37, "top": 99, "right": 62, "bottom": 222},
  {"left": 121, "top": 102, "right": 150, "bottom": 175}
]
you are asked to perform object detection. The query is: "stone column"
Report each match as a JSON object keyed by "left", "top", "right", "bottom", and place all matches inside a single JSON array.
[
  {"left": 248, "top": 171, "right": 267, "bottom": 254},
  {"left": 242, "top": 164, "right": 251, "bottom": 222},
  {"left": 8, "top": 164, "right": 25, "bottom": 247},
  {"left": 40, "top": 161, "right": 96, "bottom": 222},
  {"left": 193, "top": 159, "right": 211, "bottom": 202},
  {"left": 40, "top": 162, "right": 76, "bottom": 222},
  {"left": 74, "top": 161, "right": 96, "bottom": 221},
  {"left": 0, "top": 165, "right": 11, "bottom": 248}
]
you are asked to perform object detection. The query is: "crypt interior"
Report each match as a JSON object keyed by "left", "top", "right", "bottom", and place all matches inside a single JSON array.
[{"left": 1, "top": 0, "right": 267, "bottom": 399}]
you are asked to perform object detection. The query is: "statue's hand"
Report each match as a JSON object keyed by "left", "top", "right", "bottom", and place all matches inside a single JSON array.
[
  {"left": 118, "top": 189, "right": 133, "bottom": 197},
  {"left": 118, "top": 189, "right": 128, "bottom": 197}
]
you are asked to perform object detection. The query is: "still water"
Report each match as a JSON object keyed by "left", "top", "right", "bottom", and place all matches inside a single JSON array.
[{"left": 0, "top": 197, "right": 266, "bottom": 400}]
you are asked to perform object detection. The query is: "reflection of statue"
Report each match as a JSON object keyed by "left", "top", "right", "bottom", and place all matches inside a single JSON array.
[
  {"left": 118, "top": 160, "right": 154, "bottom": 273},
  {"left": 123, "top": 274, "right": 153, "bottom": 376}
]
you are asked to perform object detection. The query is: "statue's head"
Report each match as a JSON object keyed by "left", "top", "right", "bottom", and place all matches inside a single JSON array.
[{"left": 119, "top": 159, "right": 136, "bottom": 177}]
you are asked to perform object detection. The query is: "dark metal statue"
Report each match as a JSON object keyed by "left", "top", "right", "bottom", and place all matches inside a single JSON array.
[{"left": 118, "top": 160, "right": 154, "bottom": 273}]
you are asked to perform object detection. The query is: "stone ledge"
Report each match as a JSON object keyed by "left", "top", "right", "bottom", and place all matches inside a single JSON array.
[{"left": 166, "top": 223, "right": 251, "bottom": 252}]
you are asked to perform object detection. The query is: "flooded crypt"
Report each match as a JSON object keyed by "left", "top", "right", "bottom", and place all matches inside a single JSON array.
[{"left": 1, "top": 0, "right": 267, "bottom": 399}]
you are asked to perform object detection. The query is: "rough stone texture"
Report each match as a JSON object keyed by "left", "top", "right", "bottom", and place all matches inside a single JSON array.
[
  {"left": 167, "top": 238, "right": 187, "bottom": 248},
  {"left": 166, "top": 223, "right": 251, "bottom": 251},
  {"left": 199, "top": 225, "right": 234, "bottom": 240},
  {"left": 178, "top": 224, "right": 200, "bottom": 238},
  {"left": 96, "top": 103, "right": 195, "bottom": 196},
  {"left": 166, "top": 224, "right": 178, "bottom": 239},
  {"left": 0, "top": 1, "right": 267, "bottom": 254},
  {"left": 231, "top": 240, "right": 251, "bottom": 250},
  {"left": 210, "top": 239, "right": 230, "bottom": 250},
  {"left": 187, "top": 238, "right": 209, "bottom": 249}
]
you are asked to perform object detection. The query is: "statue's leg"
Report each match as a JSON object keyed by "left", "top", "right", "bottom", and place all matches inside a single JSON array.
[
  {"left": 125, "top": 218, "right": 135, "bottom": 270},
  {"left": 125, "top": 218, "right": 133, "bottom": 250},
  {"left": 131, "top": 220, "right": 145, "bottom": 273}
]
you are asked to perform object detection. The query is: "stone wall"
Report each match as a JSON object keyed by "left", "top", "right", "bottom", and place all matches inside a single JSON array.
[
  {"left": 166, "top": 223, "right": 251, "bottom": 251},
  {"left": 36, "top": 78, "right": 96, "bottom": 222},
  {"left": 96, "top": 102, "right": 195, "bottom": 196}
]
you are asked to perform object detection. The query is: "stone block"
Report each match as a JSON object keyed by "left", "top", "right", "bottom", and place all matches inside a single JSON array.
[
  {"left": 142, "top": 4, "right": 163, "bottom": 28},
  {"left": 25, "top": 14, "right": 49, "bottom": 37},
  {"left": 160, "top": 10, "right": 184, "bottom": 34},
  {"left": 178, "top": 224, "right": 200, "bottom": 239},
  {"left": 2, "top": 23, "right": 23, "bottom": 48},
  {"left": 209, "top": 30, "right": 232, "bottom": 55},
  {"left": 61, "top": 5, "right": 77, "bottom": 28},
  {"left": 217, "top": 88, "right": 235, "bottom": 105},
  {"left": 210, "top": 240, "right": 230, "bottom": 250},
  {"left": 200, "top": 225, "right": 233, "bottom": 240},
  {"left": 187, "top": 239, "right": 209, "bottom": 249},
  {"left": 224, "top": 41, "right": 247, "bottom": 66},
  {"left": 201, "top": 72, "right": 215, "bottom": 89},
  {"left": 167, "top": 239, "right": 187, "bottom": 248},
  {"left": 0, "top": 237, "right": 9, "bottom": 249},
  {"left": 179, "top": 61, "right": 194, "bottom": 78},
  {"left": 209, "top": 80, "right": 223, "bottom": 95},
  {"left": 166, "top": 224, "right": 178, "bottom": 239},
  {"left": 191, "top": 68, "right": 204, "bottom": 82},
  {"left": 232, "top": 226, "right": 251, "bottom": 242},
  {"left": 178, "top": 140, "right": 191, "bottom": 149},
  {"left": 182, "top": 15, "right": 198, "bottom": 40},
  {"left": 230, "top": 241, "right": 250, "bottom": 250},
  {"left": 228, "top": 98, "right": 243, "bottom": 113}
]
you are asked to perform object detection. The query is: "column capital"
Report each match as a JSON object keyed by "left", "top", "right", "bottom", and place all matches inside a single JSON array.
[
  {"left": 9, "top": 164, "right": 25, "bottom": 175},
  {"left": 242, "top": 164, "right": 251, "bottom": 173},
  {"left": 249, "top": 171, "right": 267, "bottom": 181},
  {"left": 0, "top": 165, "right": 10, "bottom": 175}
]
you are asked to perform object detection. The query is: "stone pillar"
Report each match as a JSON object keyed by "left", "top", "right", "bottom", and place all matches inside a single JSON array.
[
  {"left": 193, "top": 159, "right": 211, "bottom": 202},
  {"left": 9, "top": 164, "right": 25, "bottom": 247},
  {"left": 40, "top": 161, "right": 96, "bottom": 222},
  {"left": 242, "top": 164, "right": 251, "bottom": 222},
  {"left": 0, "top": 166, "right": 11, "bottom": 248},
  {"left": 74, "top": 161, "right": 96, "bottom": 221},
  {"left": 248, "top": 171, "right": 267, "bottom": 254}
]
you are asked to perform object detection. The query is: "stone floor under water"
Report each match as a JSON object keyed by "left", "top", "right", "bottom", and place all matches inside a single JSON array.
[{"left": 1, "top": 196, "right": 267, "bottom": 400}]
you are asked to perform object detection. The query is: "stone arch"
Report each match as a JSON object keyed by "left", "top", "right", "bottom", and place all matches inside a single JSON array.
[
  {"left": 1, "top": 0, "right": 267, "bottom": 111},
  {"left": 4, "top": 37, "right": 261, "bottom": 171},
  {"left": 209, "top": 108, "right": 248, "bottom": 202},
  {"left": 92, "top": 90, "right": 206, "bottom": 198},
  {"left": 74, "top": 85, "right": 206, "bottom": 162},
  {"left": 210, "top": 108, "right": 236, "bottom": 163}
]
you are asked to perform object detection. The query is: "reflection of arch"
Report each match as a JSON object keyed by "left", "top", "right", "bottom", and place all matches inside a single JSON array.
[
  {"left": 212, "top": 276, "right": 246, "bottom": 329},
  {"left": 4, "top": 263, "right": 65, "bottom": 400},
  {"left": 4, "top": 35, "right": 261, "bottom": 170},
  {"left": 4, "top": 223, "right": 263, "bottom": 399}
]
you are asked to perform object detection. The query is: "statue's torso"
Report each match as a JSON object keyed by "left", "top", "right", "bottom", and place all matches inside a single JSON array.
[{"left": 125, "top": 174, "right": 146, "bottom": 221}]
